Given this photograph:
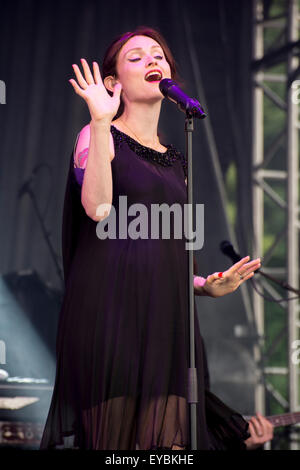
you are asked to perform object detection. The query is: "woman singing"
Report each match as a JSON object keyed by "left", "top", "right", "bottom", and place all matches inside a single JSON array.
[{"left": 40, "top": 26, "right": 261, "bottom": 450}]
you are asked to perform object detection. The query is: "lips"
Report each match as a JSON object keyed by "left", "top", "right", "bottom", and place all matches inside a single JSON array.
[{"left": 144, "top": 69, "right": 163, "bottom": 82}]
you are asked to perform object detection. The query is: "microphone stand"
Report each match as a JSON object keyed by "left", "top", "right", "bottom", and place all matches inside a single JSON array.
[
  {"left": 255, "top": 268, "right": 300, "bottom": 296},
  {"left": 20, "top": 186, "right": 64, "bottom": 290},
  {"left": 183, "top": 101, "right": 206, "bottom": 450},
  {"left": 161, "top": 81, "right": 207, "bottom": 449},
  {"left": 185, "top": 114, "right": 198, "bottom": 450}
]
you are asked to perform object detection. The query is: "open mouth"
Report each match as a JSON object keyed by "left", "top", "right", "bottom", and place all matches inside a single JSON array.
[{"left": 145, "top": 70, "right": 162, "bottom": 82}]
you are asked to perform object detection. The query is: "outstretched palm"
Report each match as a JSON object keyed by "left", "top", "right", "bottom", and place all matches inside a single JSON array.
[
  {"left": 69, "top": 58, "right": 122, "bottom": 122},
  {"left": 195, "top": 256, "right": 261, "bottom": 298}
]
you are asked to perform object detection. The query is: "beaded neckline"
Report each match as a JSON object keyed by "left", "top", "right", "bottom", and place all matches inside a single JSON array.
[
  {"left": 111, "top": 124, "right": 169, "bottom": 155},
  {"left": 110, "top": 125, "right": 187, "bottom": 175}
]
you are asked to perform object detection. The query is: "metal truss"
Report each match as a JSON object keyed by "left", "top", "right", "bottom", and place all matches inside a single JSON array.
[{"left": 252, "top": 0, "right": 300, "bottom": 449}]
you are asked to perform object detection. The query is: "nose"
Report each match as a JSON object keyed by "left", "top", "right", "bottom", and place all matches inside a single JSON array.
[{"left": 145, "top": 55, "right": 158, "bottom": 68}]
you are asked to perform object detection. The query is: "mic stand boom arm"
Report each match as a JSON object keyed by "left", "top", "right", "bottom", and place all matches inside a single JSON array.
[
  {"left": 256, "top": 268, "right": 300, "bottom": 296},
  {"left": 22, "top": 187, "right": 64, "bottom": 289}
]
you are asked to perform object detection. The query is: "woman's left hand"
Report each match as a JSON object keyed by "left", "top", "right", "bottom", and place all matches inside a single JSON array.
[{"left": 194, "top": 256, "right": 261, "bottom": 298}]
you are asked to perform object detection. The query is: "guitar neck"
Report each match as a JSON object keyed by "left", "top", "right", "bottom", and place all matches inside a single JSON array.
[
  {"left": 244, "top": 412, "right": 300, "bottom": 428},
  {"left": 267, "top": 412, "right": 300, "bottom": 428}
]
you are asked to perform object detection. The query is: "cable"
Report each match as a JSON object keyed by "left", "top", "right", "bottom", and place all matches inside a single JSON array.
[{"left": 250, "top": 277, "right": 300, "bottom": 303}]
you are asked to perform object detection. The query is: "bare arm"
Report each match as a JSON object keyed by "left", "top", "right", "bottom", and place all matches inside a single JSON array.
[
  {"left": 74, "top": 122, "right": 115, "bottom": 221},
  {"left": 69, "top": 58, "right": 122, "bottom": 222}
]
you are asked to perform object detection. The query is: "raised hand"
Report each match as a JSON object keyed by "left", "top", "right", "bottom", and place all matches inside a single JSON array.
[
  {"left": 69, "top": 58, "right": 122, "bottom": 124},
  {"left": 194, "top": 256, "right": 261, "bottom": 298}
]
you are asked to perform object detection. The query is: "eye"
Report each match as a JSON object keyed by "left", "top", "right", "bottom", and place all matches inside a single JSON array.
[
  {"left": 155, "top": 55, "right": 163, "bottom": 60},
  {"left": 128, "top": 58, "right": 141, "bottom": 62}
]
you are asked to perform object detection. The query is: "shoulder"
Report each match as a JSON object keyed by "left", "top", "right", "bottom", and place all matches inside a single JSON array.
[{"left": 74, "top": 123, "right": 115, "bottom": 169}]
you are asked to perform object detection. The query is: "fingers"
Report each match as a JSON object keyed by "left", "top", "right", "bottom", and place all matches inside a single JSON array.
[
  {"left": 235, "top": 256, "right": 261, "bottom": 272},
  {"left": 80, "top": 58, "right": 95, "bottom": 85},
  {"left": 250, "top": 416, "right": 263, "bottom": 437},
  {"left": 71, "top": 59, "right": 100, "bottom": 91},
  {"left": 204, "top": 255, "right": 261, "bottom": 294},
  {"left": 232, "top": 256, "right": 261, "bottom": 277},
  {"left": 112, "top": 82, "right": 122, "bottom": 100},
  {"left": 206, "top": 273, "right": 218, "bottom": 283},
  {"left": 250, "top": 413, "right": 273, "bottom": 441},
  {"left": 72, "top": 63, "right": 88, "bottom": 89},
  {"left": 248, "top": 421, "right": 256, "bottom": 438},
  {"left": 69, "top": 78, "right": 85, "bottom": 97},
  {"left": 242, "top": 259, "right": 261, "bottom": 272},
  {"left": 256, "top": 412, "right": 274, "bottom": 438},
  {"left": 240, "top": 261, "right": 261, "bottom": 278},
  {"left": 243, "top": 258, "right": 261, "bottom": 268},
  {"left": 93, "top": 61, "right": 102, "bottom": 85},
  {"left": 233, "top": 256, "right": 250, "bottom": 272},
  {"left": 240, "top": 271, "right": 255, "bottom": 282}
]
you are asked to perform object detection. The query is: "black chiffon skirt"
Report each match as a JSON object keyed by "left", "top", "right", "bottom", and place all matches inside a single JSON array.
[{"left": 40, "top": 130, "right": 250, "bottom": 450}]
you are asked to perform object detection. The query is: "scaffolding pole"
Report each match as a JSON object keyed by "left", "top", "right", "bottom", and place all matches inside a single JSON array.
[{"left": 252, "top": 0, "right": 300, "bottom": 450}]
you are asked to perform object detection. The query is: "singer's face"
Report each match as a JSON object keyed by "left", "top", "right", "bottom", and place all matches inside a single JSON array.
[{"left": 115, "top": 35, "right": 172, "bottom": 106}]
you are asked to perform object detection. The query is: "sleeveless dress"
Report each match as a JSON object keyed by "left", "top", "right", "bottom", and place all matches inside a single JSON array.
[{"left": 40, "top": 125, "right": 250, "bottom": 450}]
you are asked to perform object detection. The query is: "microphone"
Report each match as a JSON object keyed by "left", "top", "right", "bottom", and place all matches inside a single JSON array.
[
  {"left": 220, "top": 240, "right": 242, "bottom": 264},
  {"left": 159, "top": 78, "right": 207, "bottom": 119}
]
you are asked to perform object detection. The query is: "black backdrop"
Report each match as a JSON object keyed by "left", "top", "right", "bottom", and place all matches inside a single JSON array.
[{"left": 0, "top": 0, "right": 256, "bottom": 414}]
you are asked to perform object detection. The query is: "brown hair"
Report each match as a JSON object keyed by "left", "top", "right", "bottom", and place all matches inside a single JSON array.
[{"left": 102, "top": 26, "right": 180, "bottom": 119}]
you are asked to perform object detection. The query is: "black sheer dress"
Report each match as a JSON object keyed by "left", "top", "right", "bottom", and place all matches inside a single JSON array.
[{"left": 40, "top": 125, "right": 250, "bottom": 450}]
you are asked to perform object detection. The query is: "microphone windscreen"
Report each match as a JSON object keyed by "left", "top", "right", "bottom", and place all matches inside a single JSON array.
[
  {"left": 159, "top": 78, "right": 174, "bottom": 97},
  {"left": 220, "top": 240, "right": 231, "bottom": 254},
  {"left": 220, "top": 240, "right": 241, "bottom": 263}
]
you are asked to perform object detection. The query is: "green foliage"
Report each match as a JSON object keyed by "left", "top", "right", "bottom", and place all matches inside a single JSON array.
[{"left": 225, "top": 162, "right": 237, "bottom": 227}]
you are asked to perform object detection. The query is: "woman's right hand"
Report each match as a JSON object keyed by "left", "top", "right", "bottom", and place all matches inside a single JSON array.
[{"left": 69, "top": 58, "right": 122, "bottom": 124}]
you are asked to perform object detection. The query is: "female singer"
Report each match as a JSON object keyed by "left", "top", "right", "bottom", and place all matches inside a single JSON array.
[{"left": 40, "top": 26, "right": 260, "bottom": 450}]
